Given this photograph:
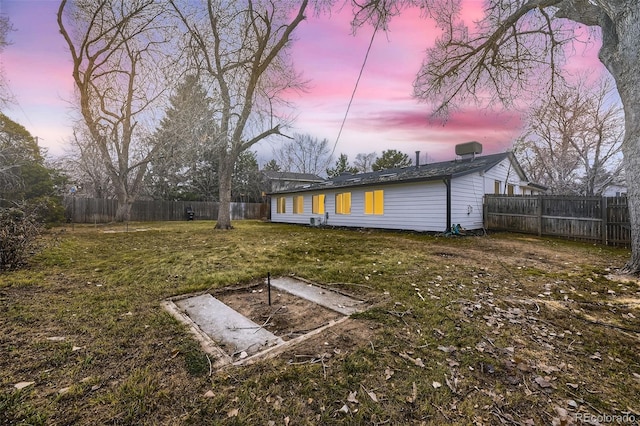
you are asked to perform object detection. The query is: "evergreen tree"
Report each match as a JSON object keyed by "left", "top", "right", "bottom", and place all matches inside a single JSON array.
[
  {"left": 0, "top": 113, "right": 65, "bottom": 221},
  {"left": 145, "top": 75, "right": 219, "bottom": 200},
  {"left": 372, "top": 149, "right": 412, "bottom": 171},
  {"left": 262, "top": 159, "right": 281, "bottom": 172},
  {"left": 326, "top": 153, "right": 358, "bottom": 178},
  {"left": 232, "top": 151, "right": 262, "bottom": 202}
]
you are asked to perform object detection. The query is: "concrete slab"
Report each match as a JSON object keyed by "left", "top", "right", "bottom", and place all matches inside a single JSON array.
[
  {"left": 174, "top": 294, "right": 283, "bottom": 356},
  {"left": 269, "top": 276, "right": 365, "bottom": 316},
  {"left": 164, "top": 277, "right": 369, "bottom": 368}
]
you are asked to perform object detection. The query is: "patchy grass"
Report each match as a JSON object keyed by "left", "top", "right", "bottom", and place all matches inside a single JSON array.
[{"left": 1, "top": 221, "right": 638, "bottom": 425}]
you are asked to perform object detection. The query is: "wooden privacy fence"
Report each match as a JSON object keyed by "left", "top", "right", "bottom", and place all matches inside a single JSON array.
[
  {"left": 64, "top": 197, "right": 269, "bottom": 223},
  {"left": 484, "top": 195, "right": 630, "bottom": 247}
]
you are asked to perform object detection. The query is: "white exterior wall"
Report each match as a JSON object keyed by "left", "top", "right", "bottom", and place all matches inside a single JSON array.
[
  {"left": 450, "top": 173, "right": 485, "bottom": 230},
  {"left": 483, "top": 157, "right": 526, "bottom": 195},
  {"left": 271, "top": 180, "right": 450, "bottom": 232},
  {"left": 271, "top": 157, "right": 528, "bottom": 232}
]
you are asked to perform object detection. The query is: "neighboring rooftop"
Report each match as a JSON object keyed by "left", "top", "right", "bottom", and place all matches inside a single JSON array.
[{"left": 261, "top": 171, "right": 324, "bottom": 183}]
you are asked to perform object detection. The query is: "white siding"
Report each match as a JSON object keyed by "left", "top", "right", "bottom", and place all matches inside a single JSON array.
[
  {"left": 270, "top": 195, "right": 313, "bottom": 225},
  {"left": 483, "top": 157, "right": 526, "bottom": 195},
  {"left": 271, "top": 181, "right": 449, "bottom": 232},
  {"left": 451, "top": 173, "right": 485, "bottom": 229},
  {"left": 271, "top": 156, "right": 529, "bottom": 232}
]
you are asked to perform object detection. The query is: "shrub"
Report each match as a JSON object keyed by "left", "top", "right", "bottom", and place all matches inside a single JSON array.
[
  {"left": 0, "top": 206, "right": 43, "bottom": 271},
  {"left": 27, "top": 196, "right": 66, "bottom": 225}
]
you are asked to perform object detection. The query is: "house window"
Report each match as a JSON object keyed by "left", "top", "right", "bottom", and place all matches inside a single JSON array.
[
  {"left": 507, "top": 184, "right": 515, "bottom": 195},
  {"left": 277, "top": 197, "right": 286, "bottom": 214},
  {"left": 335, "top": 192, "right": 351, "bottom": 215},
  {"left": 293, "top": 195, "right": 304, "bottom": 214},
  {"left": 494, "top": 180, "right": 502, "bottom": 195},
  {"left": 364, "top": 190, "right": 384, "bottom": 215},
  {"left": 312, "top": 194, "right": 325, "bottom": 214}
]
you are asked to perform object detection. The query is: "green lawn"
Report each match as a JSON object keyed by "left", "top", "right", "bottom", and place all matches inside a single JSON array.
[{"left": 1, "top": 221, "right": 638, "bottom": 425}]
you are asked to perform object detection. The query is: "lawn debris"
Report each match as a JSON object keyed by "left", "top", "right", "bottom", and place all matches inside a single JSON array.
[{"left": 399, "top": 351, "right": 425, "bottom": 368}]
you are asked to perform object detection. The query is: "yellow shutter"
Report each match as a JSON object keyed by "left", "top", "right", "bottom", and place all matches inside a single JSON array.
[
  {"left": 313, "top": 194, "right": 325, "bottom": 214},
  {"left": 374, "top": 190, "right": 384, "bottom": 215},
  {"left": 365, "top": 191, "right": 373, "bottom": 214},
  {"left": 336, "top": 192, "right": 351, "bottom": 214}
]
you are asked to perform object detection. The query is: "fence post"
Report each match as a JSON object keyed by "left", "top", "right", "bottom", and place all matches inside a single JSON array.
[
  {"left": 601, "top": 196, "right": 608, "bottom": 245},
  {"left": 483, "top": 196, "right": 488, "bottom": 230},
  {"left": 537, "top": 195, "right": 543, "bottom": 237}
]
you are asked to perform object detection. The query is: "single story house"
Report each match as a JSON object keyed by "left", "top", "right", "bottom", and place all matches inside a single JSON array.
[{"left": 269, "top": 143, "right": 545, "bottom": 232}]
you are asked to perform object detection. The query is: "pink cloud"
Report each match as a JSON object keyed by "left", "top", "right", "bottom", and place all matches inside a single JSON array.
[
  {"left": 358, "top": 108, "right": 522, "bottom": 133},
  {"left": 4, "top": 0, "right": 606, "bottom": 164}
]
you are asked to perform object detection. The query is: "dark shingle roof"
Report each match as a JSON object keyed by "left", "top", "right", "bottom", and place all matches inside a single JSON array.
[{"left": 271, "top": 152, "right": 520, "bottom": 194}]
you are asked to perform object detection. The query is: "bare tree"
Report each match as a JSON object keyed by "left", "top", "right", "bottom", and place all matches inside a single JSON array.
[
  {"left": 61, "top": 124, "right": 113, "bottom": 199},
  {"left": 578, "top": 78, "right": 624, "bottom": 196},
  {"left": 170, "top": 0, "right": 309, "bottom": 229},
  {"left": 57, "top": 0, "right": 179, "bottom": 220},
  {"left": 517, "top": 76, "right": 623, "bottom": 196},
  {"left": 354, "top": 152, "right": 377, "bottom": 173},
  {"left": 274, "top": 133, "right": 331, "bottom": 175},
  {"left": 350, "top": 0, "right": 640, "bottom": 273},
  {"left": 0, "top": 14, "right": 14, "bottom": 109},
  {"left": 0, "top": 147, "right": 20, "bottom": 196}
]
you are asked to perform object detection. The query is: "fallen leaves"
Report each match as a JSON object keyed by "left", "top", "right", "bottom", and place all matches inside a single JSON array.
[
  {"left": 337, "top": 404, "right": 350, "bottom": 415},
  {"left": 534, "top": 375, "right": 554, "bottom": 389},
  {"left": 360, "top": 385, "right": 378, "bottom": 403},
  {"left": 437, "top": 345, "right": 457, "bottom": 354},
  {"left": 14, "top": 381, "right": 35, "bottom": 390},
  {"left": 384, "top": 366, "right": 394, "bottom": 380},
  {"left": 399, "top": 351, "right": 425, "bottom": 368}
]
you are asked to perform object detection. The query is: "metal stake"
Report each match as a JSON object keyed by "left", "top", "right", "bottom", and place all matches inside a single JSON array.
[{"left": 267, "top": 272, "right": 272, "bottom": 306}]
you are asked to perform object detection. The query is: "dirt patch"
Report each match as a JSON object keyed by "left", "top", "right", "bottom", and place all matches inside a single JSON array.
[
  {"left": 215, "top": 282, "right": 344, "bottom": 341},
  {"left": 181, "top": 281, "right": 377, "bottom": 366}
]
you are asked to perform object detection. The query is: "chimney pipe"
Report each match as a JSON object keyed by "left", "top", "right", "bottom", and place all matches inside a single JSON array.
[{"left": 415, "top": 151, "right": 420, "bottom": 168}]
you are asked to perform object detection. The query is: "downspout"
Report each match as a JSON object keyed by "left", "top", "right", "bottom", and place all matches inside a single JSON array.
[{"left": 444, "top": 177, "right": 451, "bottom": 232}]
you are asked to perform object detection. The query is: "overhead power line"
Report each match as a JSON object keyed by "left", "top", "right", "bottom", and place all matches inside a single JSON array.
[{"left": 330, "top": 22, "right": 379, "bottom": 159}]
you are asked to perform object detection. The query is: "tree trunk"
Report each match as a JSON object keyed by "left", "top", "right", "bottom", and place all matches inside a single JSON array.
[
  {"left": 619, "top": 101, "right": 640, "bottom": 273},
  {"left": 114, "top": 180, "right": 132, "bottom": 222},
  {"left": 115, "top": 201, "right": 132, "bottom": 222},
  {"left": 600, "top": 4, "right": 640, "bottom": 273},
  {"left": 215, "top": 155, "right": 233, "bottom": 230}
]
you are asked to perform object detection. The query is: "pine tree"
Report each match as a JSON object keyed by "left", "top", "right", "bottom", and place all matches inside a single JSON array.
[
  {"left": 326, "top": 153, "right": 358, "bottom": 178},
  {"left": 372, "top": 150, "right": 412, "bottom": 171},
  {"left": 145, "top": 75, "right": 219, "bottom": 200}
]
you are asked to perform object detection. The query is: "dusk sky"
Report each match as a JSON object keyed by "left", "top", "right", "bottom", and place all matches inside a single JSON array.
[{"left": 2, "top": 0, "right": 606, "bottom": 165}]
